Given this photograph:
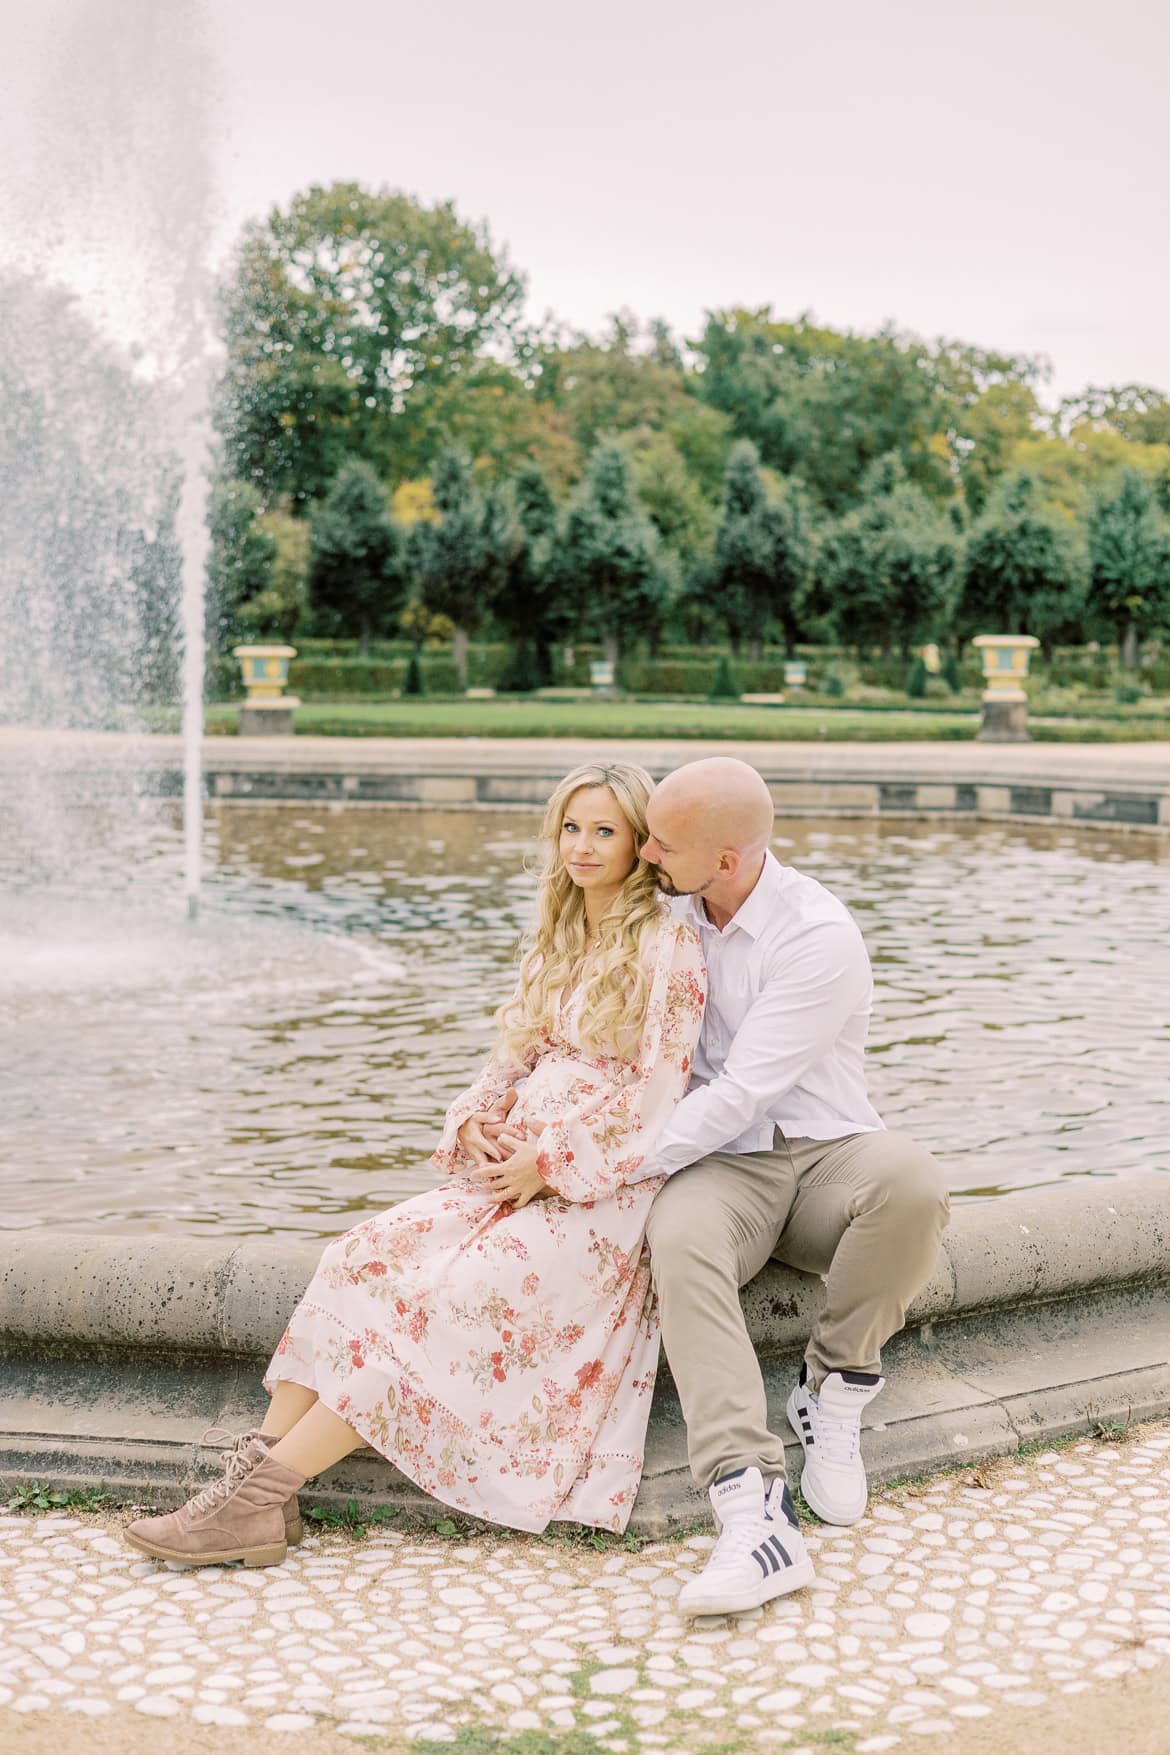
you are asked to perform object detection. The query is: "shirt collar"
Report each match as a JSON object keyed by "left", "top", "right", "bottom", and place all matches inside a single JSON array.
[{"left": 684, "top": 848, "right": 784, "bottom": 941}]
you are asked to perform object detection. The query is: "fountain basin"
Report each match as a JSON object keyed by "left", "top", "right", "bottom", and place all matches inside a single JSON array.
[{"left": 1, "top": 1175, "right": 1167, "bottom": 1531}]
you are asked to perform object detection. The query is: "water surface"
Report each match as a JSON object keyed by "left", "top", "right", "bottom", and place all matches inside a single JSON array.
[{"left": 2, "top": 804, "right": 1167, "bottom": 1236}]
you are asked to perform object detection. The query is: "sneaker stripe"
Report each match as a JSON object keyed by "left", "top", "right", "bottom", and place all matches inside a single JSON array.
[
  {"left": 752, "top": 1546, "right": 772, "bottom": 1579},
  {"left": 768, "top": 1534, "right": 792, "bottom": 1568}
]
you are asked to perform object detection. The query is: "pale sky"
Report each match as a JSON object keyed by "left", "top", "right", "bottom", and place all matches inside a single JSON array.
[{"left": 3, "top": 0, "right": 1168, "bottom": 403}]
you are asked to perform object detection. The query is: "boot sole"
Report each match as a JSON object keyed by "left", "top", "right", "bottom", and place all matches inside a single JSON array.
[
  {"left": 123, "top": 1529, "right": 288, "bottom": 1568},
  {"left": 785, "top": 1389, "right": 868, "bottom": 1526},
  {"left": 680, "top": 1555, "right": 816, "bottom": 1618}
]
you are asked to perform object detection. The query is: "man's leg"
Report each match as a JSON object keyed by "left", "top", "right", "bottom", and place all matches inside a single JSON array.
[
  {"left": 774, "top": 1129, "right": 950, "bottom": 1387},
  {"left": 774, "top": 1128, "right": 949, "bottom": 1525},
  {"left": 649, "top": 1143, "right": 818, "bottom": 1618},
  {"left": 646, "top": 1143, "right": 797, "bottom": 1489}
]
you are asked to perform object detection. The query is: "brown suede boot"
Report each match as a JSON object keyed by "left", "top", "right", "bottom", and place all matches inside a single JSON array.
[
  {"left": 124, "top": 1436, "right": 307, "bottom": 1569},
  {"left": 202, "top": 1426, "right": 305, "bottom": 1545}
]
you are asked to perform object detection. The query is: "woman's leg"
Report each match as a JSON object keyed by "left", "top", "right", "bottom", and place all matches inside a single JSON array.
[
  {"left": 260, "top": 1381, "right": 319, "bottom": 1438},
  {"left": 267, "top": 1400, "right": 368, "bottom": 1479}
]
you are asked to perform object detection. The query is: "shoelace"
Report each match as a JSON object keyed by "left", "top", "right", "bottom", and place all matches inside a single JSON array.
[
  {"left": 711, "top": 1511, "right": 777, "bottom": 1565},
  {"left": 809, "top": 1395, "right": 862, "bottom": 1468},
  {"left": 199, "top": 1423, "right": 253, "bottom": 1454},
  {"left": 186, "top": 1436, "right": 260, "bottom": 1520}
]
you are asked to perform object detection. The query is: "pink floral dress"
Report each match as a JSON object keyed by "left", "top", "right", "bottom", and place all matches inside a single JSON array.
[{"left": 262, "top": 912, "right": 706, "bottom": 1534}]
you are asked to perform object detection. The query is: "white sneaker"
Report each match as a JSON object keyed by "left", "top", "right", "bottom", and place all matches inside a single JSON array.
[
  {"left": 786, "top": 1364, "right": 885, "bottom": 1525},
  {"left": 678, "top": 1466, "right": 815, "bottom": 1618}
]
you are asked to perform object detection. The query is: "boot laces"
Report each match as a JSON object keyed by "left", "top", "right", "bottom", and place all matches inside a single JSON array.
[
  {"left": 187, "top": 1443, "right": 259, "bottom": 1520},
  {"left": 199, "top": 1423, "right": 256, "bottom": 1455},
  {"left": 812, "top": 1395, "right": 862, "bottom": 1467}
]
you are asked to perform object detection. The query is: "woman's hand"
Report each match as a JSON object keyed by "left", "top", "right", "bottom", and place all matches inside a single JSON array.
[
  {"left": 457, "top": 1089, "right": 519, "bottom": 1164},
  {"left": 469, "top": 1133, "right": 554, "bottom": 1209}
]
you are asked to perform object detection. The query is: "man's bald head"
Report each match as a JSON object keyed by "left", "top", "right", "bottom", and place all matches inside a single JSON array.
[
  {"left": 652, "top": 759, "right": 774, "bottom": 856},
  {"left": 640, "top": 759, "right": 774, "bottom": 901}
]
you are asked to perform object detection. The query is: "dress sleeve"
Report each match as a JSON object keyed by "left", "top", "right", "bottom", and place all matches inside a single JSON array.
[
  {"left": 428, "top": 979, "right": 545, "bottom": 1178},
  {"left": 534, "top": 918, "right": 707, "bottom": 1203}
]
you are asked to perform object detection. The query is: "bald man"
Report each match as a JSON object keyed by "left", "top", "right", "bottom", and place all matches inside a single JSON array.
[{"left": 627, "top": 757, "right": 949, "bottom": 1617}]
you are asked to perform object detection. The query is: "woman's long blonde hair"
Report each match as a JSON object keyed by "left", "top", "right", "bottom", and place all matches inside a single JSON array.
[{"left": 494, "top": 761, "right": 667, "bottom": 1063}]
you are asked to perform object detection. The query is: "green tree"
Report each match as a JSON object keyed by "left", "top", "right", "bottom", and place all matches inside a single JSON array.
[
  {"left": 559, "top": 442, "right": 670, "bottom": 668},
  {"left": 705, "top": 440, "right": 811, "bottom": 658},
  {"left": 205, "top": 479, "right": 277, "bottom": 654},
  {"left": 804, "top": 458, "right": 960, "bottom": 656},
  {"left": 927, "top": 340, "right": 1049, "bottom": 515},
  {"left": 1086, "top": 470, "right": 1170, "bottom": 667},
  {"left": 1057, "top": 384, "right": 1170, "bottom": 447},
  {"left": 955, "top": 472, "right": 1086, "bottom": 645},
  {"left": 214, "top": 181, "right": 525, "bottom": 504},
  {"left": 308, "top": 458, "right": 407, "bottom": 653},
  {"left": 529, "top": 312, "right": 696, "bottom": 457},
  {"left": 411, "top": 449, "right": 514, "bottom": 684},
  {"left": 691, "top": 309, "right": 953, "bottom": 514},
  {"left": 238, "top": 509, "right": 310, "bottom": 641},
  {"left": 494, "top": 466, "right": 575, "bottom": 689},
  {"left": 628, "top": 431, "right": 717, "bottom": 576}
]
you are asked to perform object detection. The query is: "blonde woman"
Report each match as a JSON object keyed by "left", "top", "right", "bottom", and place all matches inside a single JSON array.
[{"left": 124, "top": 761, "right": 706, "bottom": 1565}]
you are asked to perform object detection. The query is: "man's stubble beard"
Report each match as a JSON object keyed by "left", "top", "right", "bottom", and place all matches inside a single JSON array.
[{"left": 653, "top": 869, "right": 714, "bottom": 899}]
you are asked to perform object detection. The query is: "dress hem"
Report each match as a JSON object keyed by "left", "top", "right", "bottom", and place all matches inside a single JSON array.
[{"left": 260, "top": 1358, "right": 644, "bottom": 1537}]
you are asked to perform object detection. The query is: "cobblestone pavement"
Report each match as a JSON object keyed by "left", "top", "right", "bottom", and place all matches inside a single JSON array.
[{"left": 2, "top": 1425, "right": 1169, "bottom": 1753}]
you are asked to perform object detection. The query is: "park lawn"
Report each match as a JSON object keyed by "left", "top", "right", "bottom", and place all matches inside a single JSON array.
[{"left": 202, "top": 698, "right": 1170, "bottom": 741}]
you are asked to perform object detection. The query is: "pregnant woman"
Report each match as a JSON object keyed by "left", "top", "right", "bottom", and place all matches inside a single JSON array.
[{"left": 124, "top": 761, "right": 706, "bottom": 1567}]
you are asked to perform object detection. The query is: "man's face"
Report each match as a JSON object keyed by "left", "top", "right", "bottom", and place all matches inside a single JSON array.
[{"left": 639, "top": 803, "right": 718, "bottom": 898}]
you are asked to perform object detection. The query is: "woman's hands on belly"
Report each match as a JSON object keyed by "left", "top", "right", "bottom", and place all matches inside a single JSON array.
[{"left": 468, "top": 1113, "right": 554, "bottom": 1208}]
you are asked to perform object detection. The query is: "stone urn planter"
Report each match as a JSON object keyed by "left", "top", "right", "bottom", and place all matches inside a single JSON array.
[
  {"left": 972, "top": 634, "right": 1040, "bottom": 742},
  {"left": 232, "top": 645, "right": 301, "bottom": 737}
]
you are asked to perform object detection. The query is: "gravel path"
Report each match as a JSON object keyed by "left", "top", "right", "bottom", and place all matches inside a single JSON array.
[{"left": 2, "top": 1423, "right": 1168, "bottom": 1752}]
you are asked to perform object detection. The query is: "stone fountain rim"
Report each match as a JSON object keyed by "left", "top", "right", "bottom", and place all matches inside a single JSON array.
[{"left": 1, "top": 1172, "right": 1166, "bottom": 1361}]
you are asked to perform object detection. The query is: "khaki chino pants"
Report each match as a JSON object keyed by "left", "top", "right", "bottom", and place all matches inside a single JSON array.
[{"left": 644, "top": 1128, "right": 950, "bottom": 1488}]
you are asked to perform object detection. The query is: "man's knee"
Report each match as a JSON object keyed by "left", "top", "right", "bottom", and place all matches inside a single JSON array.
[{"left": 857, "top": 1132, "right": 950, "bottom": 1228}]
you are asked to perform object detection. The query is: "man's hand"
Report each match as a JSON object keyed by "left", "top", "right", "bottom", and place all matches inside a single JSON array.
[
  {"left": 457, "top": 1088, "right": 519, "bottom": 1165},
  {"left": 469, "top": 1131, "right": 555, "bottom": 1209}
]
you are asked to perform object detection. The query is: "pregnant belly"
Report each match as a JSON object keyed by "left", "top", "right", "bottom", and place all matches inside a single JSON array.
[{"left": 511, "top": 1054, "right": 624, "bottom": 1130}]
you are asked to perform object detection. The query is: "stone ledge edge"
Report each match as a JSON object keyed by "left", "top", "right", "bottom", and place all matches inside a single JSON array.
[{"left": 1, "top": 1175, "right": 1166, "bottom": 1359}]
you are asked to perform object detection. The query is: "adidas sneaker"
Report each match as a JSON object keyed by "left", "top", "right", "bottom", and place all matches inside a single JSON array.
[
  {"left": 786, "top": 1362, "right": 884, "bottom": 1525},
  {"left": 678, "top": 1466, "right": 815, "bottom": 1617}
]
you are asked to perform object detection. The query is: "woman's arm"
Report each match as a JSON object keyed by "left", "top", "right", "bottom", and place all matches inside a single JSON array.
[
  {"left": 429, "top": 996, "right": 545, "bottom": 1177},
  {"left": 528, "top": 919, "right": 707, "bottom": 1204}
]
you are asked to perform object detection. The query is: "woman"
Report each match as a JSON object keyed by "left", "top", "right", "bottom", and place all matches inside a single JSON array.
[{"left": 124, "top": 761, "right": 706, "bottom": 1567}]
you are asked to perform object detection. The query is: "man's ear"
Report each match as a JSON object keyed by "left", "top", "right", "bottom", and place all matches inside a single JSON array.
[{"left": 717, "top": 849, "right": 740, "bottom": 878}]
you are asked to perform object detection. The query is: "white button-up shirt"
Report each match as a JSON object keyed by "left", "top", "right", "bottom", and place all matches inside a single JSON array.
[{"left": 628, "top": 848, "right": 884, "bottom": 1181}]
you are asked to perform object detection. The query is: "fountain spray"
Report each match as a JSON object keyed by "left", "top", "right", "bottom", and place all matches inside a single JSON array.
[{"left": 0, "top": 0, "right": 224, "bottom": 919}]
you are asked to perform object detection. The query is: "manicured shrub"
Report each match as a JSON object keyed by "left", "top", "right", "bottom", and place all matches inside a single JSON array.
[
  {"left": 709, "top": 656, "right": 740, "bottom": 700},
  {"left": 905, "top": 656, "right": 928, "bottom": 698},
  {"left": 496, "top": 639, "right": 549, "bottom": 694},
  {"left": 403, "top": 653, "right": 424, "bottom": 697},
  {"left": 287, "top": 657, "right": 460, "bottom": 696}
]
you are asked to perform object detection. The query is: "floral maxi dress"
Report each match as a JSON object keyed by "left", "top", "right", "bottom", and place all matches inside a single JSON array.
[{"left": 262, "top": 913, "right": 707, "bottom": 1533}]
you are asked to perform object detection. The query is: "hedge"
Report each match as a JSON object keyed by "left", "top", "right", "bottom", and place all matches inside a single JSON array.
[{"left": 206, "top": 641, "right": 1170, "bottom": 702}]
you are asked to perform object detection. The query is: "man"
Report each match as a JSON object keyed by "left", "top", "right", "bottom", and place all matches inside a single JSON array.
[
  {"left": 473, "top": 756, "right": 950, "bottom": 1619},
  {"left": 629, "top": 755, "right": 949, "bottom": 1615}
]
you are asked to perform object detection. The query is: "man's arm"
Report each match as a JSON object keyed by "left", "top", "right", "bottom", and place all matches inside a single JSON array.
[{"left": 625, "top": 918, "right": 870, "bottom": 1182}]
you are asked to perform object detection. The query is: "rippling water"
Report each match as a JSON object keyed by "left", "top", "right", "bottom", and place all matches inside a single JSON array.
[{"left": 2, "top": 803, "right": 1167, "bottom": 1237}]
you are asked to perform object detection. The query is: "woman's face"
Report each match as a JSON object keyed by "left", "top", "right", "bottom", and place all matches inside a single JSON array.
[{"left": 559, "top": 786, "right": 639, "bottom": 895}]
